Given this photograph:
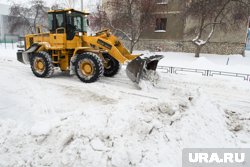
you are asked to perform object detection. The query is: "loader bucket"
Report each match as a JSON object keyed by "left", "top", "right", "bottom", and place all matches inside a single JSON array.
[{"left": 126, "top": 55, "right": 163, "bottom": 84}]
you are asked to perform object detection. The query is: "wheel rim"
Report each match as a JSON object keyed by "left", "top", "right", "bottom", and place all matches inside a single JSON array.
[
  {"left": 80, "top": 60, "right": 94, "bottom": 76},
  {"left": 34, "top": 58, "right": 45, "bottom": 74}
]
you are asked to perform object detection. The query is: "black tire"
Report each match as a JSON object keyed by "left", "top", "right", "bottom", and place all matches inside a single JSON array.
[
  {"left": 30, "top": 51, "right": 54, "bottom": 78},
  {"left": 75, "top": 52, "right": 104, "bottom": 83},
  {"left": 103, "top": 53, "right": 120, "bottom": 77}
]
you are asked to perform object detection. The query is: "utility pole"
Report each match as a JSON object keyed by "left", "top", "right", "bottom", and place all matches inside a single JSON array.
[{"left": 81, "top": 0, "right": 83, "bottom": 11}]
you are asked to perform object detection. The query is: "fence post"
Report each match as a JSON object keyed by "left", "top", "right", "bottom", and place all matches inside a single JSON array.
[
  {"left": 4, "top": 36, "right": 6, "bottom": 49},
  {"left": 226, "top": 58, "right": 230, "bottom": 65}
]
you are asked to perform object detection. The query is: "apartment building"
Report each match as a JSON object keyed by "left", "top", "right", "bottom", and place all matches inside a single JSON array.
[
  {"left": 0, "top": 3, "right": 10, "bottom": 42},
  {"left": 142, "top": 0, "right": 184, "bottom": 40},
  {"left": 102, "top": 0, "right": 248, "bottom": 55},
  {"left": 0, "top": 3, "right": 24, "bottom": 43}
]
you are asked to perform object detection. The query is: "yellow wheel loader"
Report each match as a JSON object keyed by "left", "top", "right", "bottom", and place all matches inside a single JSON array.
[{"left": 17, "top": 9, "right": 163, "bottom": 84}]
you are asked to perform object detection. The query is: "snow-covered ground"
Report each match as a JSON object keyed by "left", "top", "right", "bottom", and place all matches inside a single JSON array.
[{"left": 0, "top": 44, "right": 250, "bottom": 167}]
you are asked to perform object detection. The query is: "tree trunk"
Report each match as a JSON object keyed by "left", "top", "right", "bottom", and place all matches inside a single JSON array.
[
  {"left": 195, "top": 45, "right": 202, "bottom": 58},
  {"left": 130, "top": 41, "right": 135, "bottom": 53}
]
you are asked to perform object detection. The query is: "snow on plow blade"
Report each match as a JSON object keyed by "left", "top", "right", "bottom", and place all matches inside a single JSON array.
[
  {"left": 126, "top": 55, "right": 163, "bottom": 84},
  {"left": 17, "top": 44, "right": 40, "bottom": 64}
]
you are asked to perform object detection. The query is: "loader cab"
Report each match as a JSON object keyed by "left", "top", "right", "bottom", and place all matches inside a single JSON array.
[{"left": 48, "top": 9, "right": 89, "bottom": 40}]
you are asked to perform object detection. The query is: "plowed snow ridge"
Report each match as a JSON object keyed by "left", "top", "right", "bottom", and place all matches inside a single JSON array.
[{"left": 0, "top": 46, "right": 250, "bottom": 167}]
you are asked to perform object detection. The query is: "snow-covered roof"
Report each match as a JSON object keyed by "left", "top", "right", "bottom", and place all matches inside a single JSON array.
[{"left": 0, "top": 3, "right": 10, "bottom": 16}]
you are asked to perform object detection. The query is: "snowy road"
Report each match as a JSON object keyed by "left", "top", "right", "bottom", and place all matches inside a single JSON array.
[{"left": 0, "top": 47, "right": 250, "bottom": 167}]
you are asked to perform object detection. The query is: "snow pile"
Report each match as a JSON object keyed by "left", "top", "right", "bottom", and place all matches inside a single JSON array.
[
  {"left": 155, "top": 51, "right": 250, "bottom": 74},
  {"left": 1, "top": 81, "right": 249, "bottom": 167},
  {"left": 0, "top": 47, "right": 250, "bottom": 166}
]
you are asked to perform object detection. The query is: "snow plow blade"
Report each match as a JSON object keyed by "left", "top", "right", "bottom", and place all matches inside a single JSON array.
[
  {"left": 126, "top": 55, "right": 163, "bottom": 84},
  {"left": 17, "top": 44, "right": 40, "bottom": 64}
]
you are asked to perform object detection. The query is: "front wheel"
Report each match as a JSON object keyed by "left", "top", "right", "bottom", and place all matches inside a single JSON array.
[
  {"left": 30, "top": 51, "right": 54, "bottom": 78},
  {"left": 75, "top": 52, "right": 104, "bottom": 83}
]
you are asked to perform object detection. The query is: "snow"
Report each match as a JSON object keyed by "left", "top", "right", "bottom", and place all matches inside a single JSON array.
[
  {"left": 0, "top": 44, "right": 250, "bottom": 167},
  {"left": 193, "top": 39, "right": 206, "bottom": 46},
  {"left": 154, "top": 30, "right": 167, "bottom": 33},
  {"left": 135, "top": 50, "right": 250, "bottom": 74},
  {"left": 192, "top": 26, "right": 214, "bottom": 46}
]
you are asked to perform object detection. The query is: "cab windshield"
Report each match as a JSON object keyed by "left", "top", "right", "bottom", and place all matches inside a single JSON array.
[{"left": 66, "top": 11, "right": 88, "bottom": 32}]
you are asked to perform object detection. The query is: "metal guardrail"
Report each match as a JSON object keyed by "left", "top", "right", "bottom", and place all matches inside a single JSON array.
[{"left": 157, "top": 66, "right": 250, "bottom": 81}]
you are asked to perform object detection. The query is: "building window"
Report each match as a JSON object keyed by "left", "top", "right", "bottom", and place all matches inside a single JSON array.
[
  {"left": 156, "top": 0, "right": 168, "bottom": 4},
  {"left": 155, "top": 18, "right": 167, "bottom": 32}
]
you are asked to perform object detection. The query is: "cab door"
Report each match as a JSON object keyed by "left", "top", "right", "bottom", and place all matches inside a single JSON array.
[{"left": 49, "top": 13, "right": 66, "bottom": 49}]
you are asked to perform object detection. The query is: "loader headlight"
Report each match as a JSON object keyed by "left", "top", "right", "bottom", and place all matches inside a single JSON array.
[{"left": 79, "top": 32, "right": 83, "bottom": 36}]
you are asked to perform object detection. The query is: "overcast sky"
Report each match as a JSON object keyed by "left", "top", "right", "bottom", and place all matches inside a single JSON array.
[{"left": 0, "top": 0, "right": 100, "bottom": 11}]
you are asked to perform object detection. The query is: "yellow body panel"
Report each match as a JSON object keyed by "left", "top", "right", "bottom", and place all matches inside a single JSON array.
[
  {"left": 25, "top": 18, "right": 139, "bottom": 72},
  {"left": 18, "top": 9, "right": 163, "bottom": 84},
  {"left": 83, "top": 30, "right": 139, "bottom": 63}
]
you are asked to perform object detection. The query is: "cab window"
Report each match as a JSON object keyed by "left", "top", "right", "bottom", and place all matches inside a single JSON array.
[
  {"left": 67, "top": 12, "right": 84, "bottom": 32},
  {"left": 48, "top": 13, "right": 65, "bottom": 33},
  {"left": 56, "top": 13, "right": 64, "bottom": 28},
  {"left": 48, "top": 14, "right": 53, "bottom": 31},
  {"left": 73, "top": 16, "right": 82, "bottom": 31}
]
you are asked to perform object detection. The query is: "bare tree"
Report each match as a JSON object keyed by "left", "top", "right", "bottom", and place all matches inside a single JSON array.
[
  {"left": 9, "top": 0, "right": 49, "bottom": 34},
  {"left": 51, "top": 2, "right": 64, "bottom": 10},
  {"left": 90, "top": 5, "right": 105, "bottom": 32},
  {"left": 185, "top": 0, "right": 249, "bottom": 57},
  {"left": 92, "top": 0, "right": 157, "bottom": 53},
  {"left": 61, "top": 0, "right": 75, "bottom": 8}
]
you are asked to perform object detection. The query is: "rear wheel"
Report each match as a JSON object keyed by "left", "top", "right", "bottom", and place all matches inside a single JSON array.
[
  {"left": 103, "top": 53, "right": 120, "bottom": 77},
  {"left": 75, "top": 52, "right": 104, "bottom": 83},
  {"left": 30, "top": 51, "right": 54, "bottom": 78}
]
